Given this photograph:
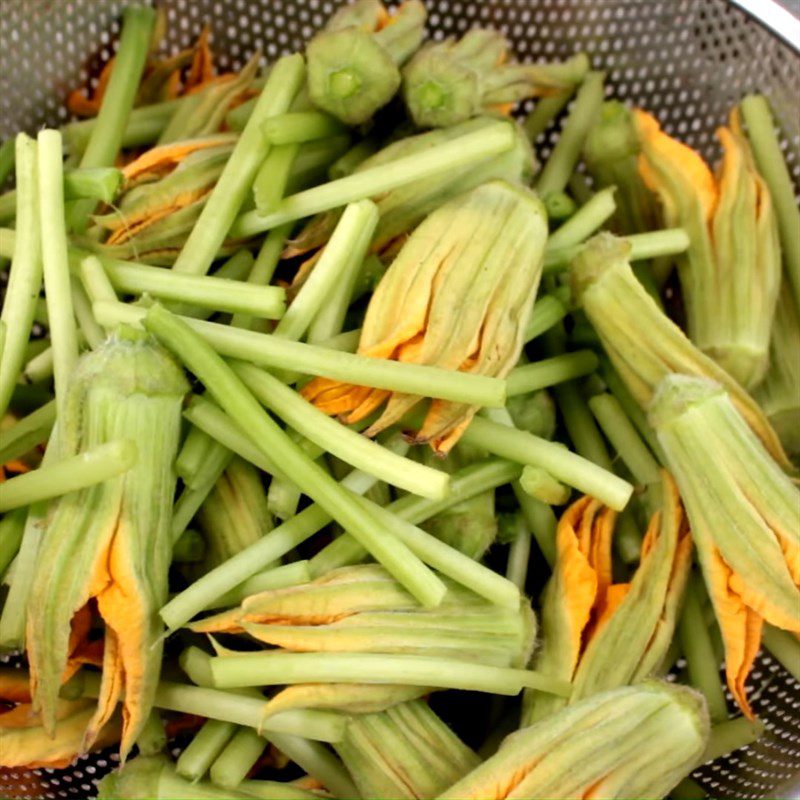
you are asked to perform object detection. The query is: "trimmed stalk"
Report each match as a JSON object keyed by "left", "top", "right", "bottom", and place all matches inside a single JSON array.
[
  {"left": 171, "top": 54, "right": 306, "bottom": 276},
  {"left": 94, "top": 300, "right": 507, "bottom": 408},
  {"left": 0, "top": 440, "right": 137, "bottom": 513},
  {"left": 231, "top": 121, "right": 516, "bottom": 237},
  {"left": 507, "top": 351, "right": 598, "bottom": 396}
]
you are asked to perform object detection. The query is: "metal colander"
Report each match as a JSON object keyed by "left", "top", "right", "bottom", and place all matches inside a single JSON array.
[{"left": 0, "top": 0, "right": 798, "bottom": 798}]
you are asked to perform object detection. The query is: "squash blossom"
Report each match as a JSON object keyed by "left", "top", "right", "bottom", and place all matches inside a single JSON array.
[
  {"left": 570, "top": 233, "right": 789, "bottom": 467},
  {"left": 26, "top": 329, "right": 188, "bottom": 759},
  {"left": 302, "top": 179, "right": 548, "bottom": 454},
  {"left": 402, "top": 29, "right": 588, "bottom": 128},
  {"left": 439, "top": 682, "right": 709, "bottom": 799},
  {"left": 307, "top": 0, "right": 427, "bottom": 125},
  {"left": 522, "top": 472, "right": 692, "bottom": 725},
  {"left": 191, "top": 564, "right": 535, "bottom": 716},
  {"left": 635, "top": 109, "right": 782, "bottom": 390},
  {"left": 649, "top": 374, "right": 800, "bottom": 718},
  {"left": 86, "top": 135, "right": 237, "bottom": 265},
  {"left": 335, "top": 699, "right": 480, "bottom": 799}
]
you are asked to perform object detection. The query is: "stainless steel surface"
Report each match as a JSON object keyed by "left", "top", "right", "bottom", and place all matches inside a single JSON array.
[{"left": 0, "top": 1, "right": 798, "bottom": 798}]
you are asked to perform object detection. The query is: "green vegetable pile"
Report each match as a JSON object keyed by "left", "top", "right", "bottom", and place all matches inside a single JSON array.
[{"left": 0, "top": 3, "right": 797, "bottom": 798}]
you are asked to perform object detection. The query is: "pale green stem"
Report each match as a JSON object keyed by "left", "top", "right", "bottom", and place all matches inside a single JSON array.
[
  {"left": 0, "top": 135, "right": 42, "bottom": 421},
  {"left": 209, "top": 727, "right": 266, "bottom": 789},
  {"left": 507, "top": 351, "right": 598, "bottom": 397},
  {"left": 274, "top": 200, "right": 378, "bottom": 341},
  {"left": 462, "top": 415, "right": 632, "bottom": 511},
  {"left": 536, "top": 71, "right": 605, "bottom": 197},
  {"left": 545, "top": 186, "right": 616, "bottom": 250},
  {"left": 208, "top": 652, "right": 572, "bottom": 697},
  {"left": 588, "top": 393, "right": 661, "bottom": 486},
  {"left": 0, "top": 439, "right": 136, "bottom": 513},
  {"left": 37, "top": 130, "right": 79, "bottom": 416},
  {"left": 176, "top": 719, "right": 237, "bottom": 782},
  {"left": 70, "top": 6, "right": 156, "bottom": 230},
  {"left": 0, "top": 399, "right": 56, "bottom": 464},
  {"left": 231, "top": 122, "right": 516, "bottom": 237},
  {"left": 172, "top": 54, "right": 306, "bottom": 276},
  {"left": 94, "top": 300, "right": 507, "bottom": 407},
  {"left": 233, "top": 361, "right": 448, "bottom": 499}
]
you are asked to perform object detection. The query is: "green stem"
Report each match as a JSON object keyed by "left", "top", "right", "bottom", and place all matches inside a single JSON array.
[
  {"left": 507, "top": 351, "right": 598, "bottom": 397},
  {"left": 462, "top": 415, "right": 632, "bottom": 511},
  {"left": 0, "top": 399, "right": 56, "bottom": 465},
  {"left": 79, "top": 254, "right": 118, "bottom": 305},
  {"left": 253, "top": 143, "right": 300, "bottom": 215},
  {"left": 0, "top": 167, "right": 122, "bottom": 223},
  {"left": 209, "top": 727, "right": 266, "bottom": 789},
  {"left": 135, "top": 709, "right": 167, "bottom": 756},
  {"left": 231, "top": 121, "right": 516, "bottom": 237},
  {"left": 171, "top": 442, "right": 232, "bottom": 543},
  {"left": 268, "top": 734, "right": 360, "bottom": 799},
  {"left": 544, "top": 191, "right": 578, "bottom": 222},
  {"left": 543, "top": 227, "right": 690, "bottom": 272},
  {"left": 328, "top": 136, "right": 379, "bottom": 179},
  {"left": 171, "top": 528, "right": 206, "bottom": 563},
  {"left": 230, "top": 224, "right": 292, "bottom": 330},
  {"left": 175, "top": 425, "right": 214, "bottom": 486},
  {"left": 267, "top": 474, "right": 303, "bottom": 521},
  {"left": 213, "top": 561, "right": 312, "bottom": 609},
  {"left": 678, "top": 575, "right": 729, "bottom": 723},
  {"left": 740, "top": 95, "right": 800, "bottom": 310},
  {"left": 512, "top": 482, "right": 557, "bottom": 568},
  {"left": 209, "top": 652, "right": 571, "bottom": 697},
  {"left": 111, "top": 259, "right": 287, "bottom": 319},
  {"left": 519, "top": 465, "right": 571, "bottom": 505},
  {"left": 703, "top": 717, "right": 765, "bottom": 763},
  {"left": 0, "top": 135, "right": 42, "bottom": 421},
  {"left": 598, "top": 358, "right": 665, "bottom": 462},
  {"left": 317, "top": 327, "right": 361, "bottom": 352},
  {"left": 552, "top": 380, "right": 613, "bottom": 469},
  {"left": 22, "top": 343, "right": 56, "bottom": 385},
  {"left": 95, "top": 300, "right": 507, "bottom": 408},
  {"left": 62, "top": 98, "right": 179, "bottom": 156},
  {"left": 172, "top": 54, "right": 306, "bottom": 276},
  {"left": 546, "top": 185, "right": 616, "bottom": 250},
  {"left": 0, "top": 429, "right": 57, "bottom": 650},
  {"left": 505, "top": 514, "right": 532, "bottom": 591},
  {"left": 71, "top": 276, "right": 106, "bottom": 348},
  {"left": 0, "top": 439, "right": 137, "bottom": 513},
  {"left": 353, "top": 493, "right": 521, "bottom": 609},
  {"left": 274, "top": 200, "right": 378, "bottom": 341},
  {"left": 761, "top": 624, "right": 800, "bottom": 682},
  {"left": 524, "top": 91, "right": 574, "bottom": 143},
  {"left": 536, "top": 71, "right": 605, "bottom": 197},
  {"left": 70, "top": 5, "right": 156, "bottom": 231},
  {"left": 588, "top": 393, "right": 661, "bottom": 486},
  {"left": 308, "top": 458, "right": 521, "bottom": 577},
  {"left": 524, "top": 293, "right": 569, "bottom": 342},
  {"left": 234, "top": 362, "right": 448, "bottom": 499},
  {"left": 176, "top": 719, "right": 237, "bottom": 782},
  {"left": 567, "top": 170, "right": 595, "bottom": 205},
  {"left": 0, "top": 139, "right": 15, "bottom": 187},
  {"left": 0, "top": 509, "right": 26, "bottom": 578},
  {"left": 263, "top": 111, "right": 344, "bottom": 145},
  {"left": 80, "top": 672, "right": 345, "bottom": 742},
  {"left": 145, "top": 304, "right": 443, "bottom": 608}
]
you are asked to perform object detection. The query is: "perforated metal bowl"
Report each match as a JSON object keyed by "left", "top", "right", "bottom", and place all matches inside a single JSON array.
[{"left": 1, "top": 1, "right": 799, "bottom": 798}]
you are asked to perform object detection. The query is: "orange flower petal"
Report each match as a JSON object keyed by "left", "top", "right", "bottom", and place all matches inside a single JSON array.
[{"left": 704, "top": 546, "right": 763, "bottom": 718}]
